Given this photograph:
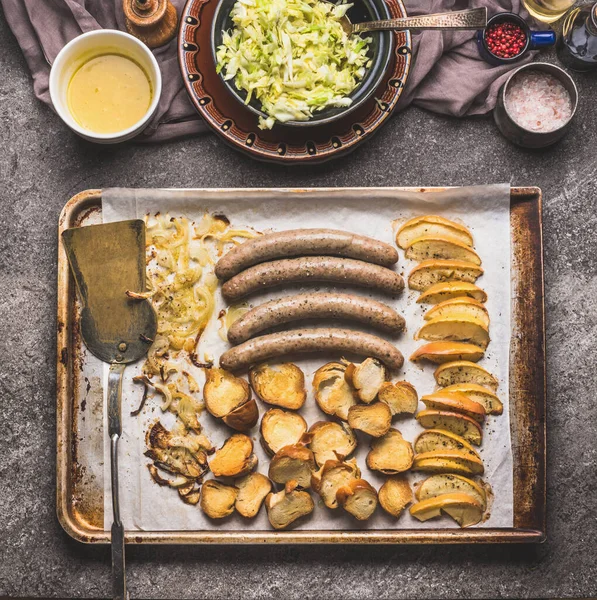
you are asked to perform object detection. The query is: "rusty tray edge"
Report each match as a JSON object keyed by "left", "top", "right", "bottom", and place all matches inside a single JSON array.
[{"left": 56, "top": 187, "right": 546, "bottom": 545}]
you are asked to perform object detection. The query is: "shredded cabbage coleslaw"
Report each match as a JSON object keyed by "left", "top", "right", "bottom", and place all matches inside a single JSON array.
[{"left": 216, "top": 0, "right": 373, "bottom": 129}]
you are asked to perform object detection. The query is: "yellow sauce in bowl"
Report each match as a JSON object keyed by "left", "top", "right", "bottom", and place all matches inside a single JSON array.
[{"left": 67, "top": 54, "right": 153, "bottom": 134}]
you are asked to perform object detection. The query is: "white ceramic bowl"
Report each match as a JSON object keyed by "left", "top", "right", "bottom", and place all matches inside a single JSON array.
[{"left": 49, "top": 30, "right": 162, "bottom": 144}]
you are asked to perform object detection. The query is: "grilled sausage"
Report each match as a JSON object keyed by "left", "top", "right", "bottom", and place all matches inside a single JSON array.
[
  {"left": 220, "top": 328, "right": 404, "bottom": 372},
  {"left": 221, "top": 257, "right": 404, "bottom": 302},
  {"left": 228, "top": 293, "right": 405, "bottom": 344},
  {"left": 215, "top": 229, "right": 399, "bottom": 280}
]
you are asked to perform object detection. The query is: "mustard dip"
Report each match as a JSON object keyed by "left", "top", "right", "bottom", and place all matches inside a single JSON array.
[{"left": 67, "top": 54, "right": 152, "bottom": 134}]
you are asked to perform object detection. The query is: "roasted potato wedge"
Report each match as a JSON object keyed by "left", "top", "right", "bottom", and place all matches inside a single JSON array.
[
  {"left": 417, "top": 281, "right": 488, "bottom": 305},
  {"left": 210, "top": 434, "right": 258, "bottom": 477},
  {"left": 307, "top": 421, "right": 357, "bottom": 467},
  {"left": 260, "top": 408, "right": 307, "bottom": 456},
  {"left": 235, "top": 472, "right": 272, "bottom": 518},
  {"left": 409, "top": 492, "right": 483, "bottom": 527},
  {"left": 416, "top": 409, "right": 483, "bottom": 445},
  {"left": 312, "top": 458, "right": 361, "bottom": 509},
  {"left": 204, "top": 368, "right": 251, "bottom": 418},
  {"left": 415, "top": 473, "right": 487, "bottom": 510},
  {"left": 408, "top": 260, "right": 483, "bottom": 291},
  {"left": 412, "top": 450, "right": 484, "bottom": 476},
  {"left": 434, "top": 360, "right": 498, "bottom": 391},
  {"left": 250, "top": 363, "right": 306, "bottom": 410},
  {"left": 410, "top": 342, "right": 485, "bottom": 364},
  {"left": 268, "top": 444, "right": 316, "bottom": 488},
  {"left": 336, "top": 479, "right": 378, "bottom": 521},
  {"left": 378, "top": 381, "right": 418, "bottom": 416},
  {"left": 366, "top": 428, "right": 414, "bottom": 474},
  {"left": 421, "top": 391, "right": 486, "bottom": 422},
  {"left": 265, "top": 482, "right": 314, "bottom": 529},
  {"left": 378, "top": 475, "right": 413, "bottom": 517},
  {"left": 415, "top": 315, "right": 490, "bottom": 350},
  {"left": 441, "top": 383, "right": 504, "bottom": 415},
  {"left": 345, "top": 358, "right": 386, "bottom": 403},
  {"left": 200, "top": 480, "right": 238, "bottom": 519},
  {"left": 347, "top": 402, "right": 392, "bottom": 437},
  {"left": 424, "top": 297, "right": 489, "bottom": 328},
  {"left": 222, "top": 398, "right": 259, "bottom": 431},
  {"left": 414, "top": 429, "right": 480, "bottom": 460},
  {"left": 396, "top": 216, "right": 473, "bottom": 249},
  {"left": 405, "top": 235, "right": 481, "bottom": 265},
  {"left": 313, "top": 362, "right": 357, "bottom": 420}
]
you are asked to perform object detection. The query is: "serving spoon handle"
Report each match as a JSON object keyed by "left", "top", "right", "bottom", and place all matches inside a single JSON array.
[{"left": 347, "top": 7, "right": 487, "bottom": 34}]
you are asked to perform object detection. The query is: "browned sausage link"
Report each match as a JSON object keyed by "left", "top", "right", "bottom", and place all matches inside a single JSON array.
[
  {"left": 228, "top": 293, "right": 405, "bottom": 345},
  {"left": 220, "top": 328, "right": 404, "bottom": 372},
  {"left": 215, "top": 229, "right": 399, "bottom": 280},
  {"left": 221, "top": 257, "right": 405, "bottom": 302}
]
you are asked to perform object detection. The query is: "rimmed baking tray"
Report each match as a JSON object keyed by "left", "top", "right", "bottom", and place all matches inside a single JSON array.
[{"left": 56, "top": 187, "right": 545, "bottom": 544}]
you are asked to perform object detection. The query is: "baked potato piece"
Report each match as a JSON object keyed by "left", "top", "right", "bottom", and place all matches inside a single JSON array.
[
  {"left": 421, "top": 392, "right": 486, "bottom": 422},
  {"left": 307, "top": 421, "right": 357, "bottom": 467},
  {"left": 222, "top": 398, "right": 259, "bottom": 431},
  {"left": 415, "top": 315, "right": 490, "bottom": 350},
  {"left": 204, "top": 368, "right": 251, "bottom": 418},
  {"left": 412, "top": 450, "right": 484, "bottom": 476},
  {"left": 209, "top": 434, "right": 258, "bottom": 477},
  {"left": 378, "top": 475, "right": 413, "bottom": 517},
  {"left": 378, "top": 381, "right": 418, "bottom": 416},
  {"left": 234, "top": 472, "right": 272, "bottom": 518},
  {"left": 200, "top": 480, "right": 238, "bottom": 519},
  {"left": 424, "top": 297, "right": 489, "bottom": 328},
  {"left": 405, "top": 235, "right": 481, "bottom": 265},
  {"left": 441, "top": 383, "right": 503, "bottom": 415},
  {"left": 268, "top": 444, "right": 316, "bottom": 488},
  {"left": 347, "top": 402, "right": 392, "bottom": 437},
  {"left": 313, "top": 362, "right": 357, "bottom": 420},
  {"left": 265, "top": 481, "right": 314, "bottom": 530},
  {"left": 408, "top": 260, "right": 483, "bottom": 292},
  {"left": 409, "top": 492, "right": 483, "bottom": 528},
  {"left": 336, "top": 479, "right": 378, "bottom": 521},
  {"left": 414, "top": 429, "right": 480, "bottom": 460},
  {"left": 249, "top": 363, "right": 306, "bottom": 410},
  {"left": 410, "top": 342, "right": 485, "bottom": 364},
  {"left": 417, "top": 281, "right": 488, "bottom": 304},
  {"left": 345, "top": 358, "right": 386, "bottom": 403},
  {"left": 416, "top": 409, "right": 483, "bottom": 445},
  {"left": 260, "top": 408, "right": 308, "bottom": 456},
  {"left": 415, "top": 473, "right": 487, "bottom": 511},
  {"left": 366, "top": 429, "right": 414, "bottom": 474},
  {"left": 312, "top": 458, "right": 361, "bottom": 509},
  {"left": 396, "top": 215, "right": 473, "bottom": 249},
  {"left": 434, "top": 360, "right": 498, "bottom": 391}
]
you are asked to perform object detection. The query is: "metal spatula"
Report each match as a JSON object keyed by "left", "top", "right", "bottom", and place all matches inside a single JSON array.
[{"left": 62, "top": 220, "right": 157, "bottom": 600}]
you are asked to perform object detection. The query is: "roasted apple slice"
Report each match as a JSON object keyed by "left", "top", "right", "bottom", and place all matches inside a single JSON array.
[
  {"left": 203, "top": 368, "right": 251, "bottom": 418},
  {"left": 396, "top": 215, "right": 473, "bottom": 249},
  {"left": 378, "top": 475, "right": 413, "bottom": 517},
  {"left": 405, "top": 235, "right": 481, "bottom": 265},
  {"left": 414, "top": 429, "right": 480, "bottom": 460},
  {"left": 210, "top": 434, "right": 258, "bottom": 477},
  {"left": 249, "top": 363, "right": 306, "bottom": 410},
  {"left": 441, "top": 383, "right": 503, "bottom": 415},
  {"left": 424, "top": 297, "right": 489, "bottom": 328},
  {"left": 235, "top": 472, "right": 272, "bottom": 518},
  {"left": 312, "top": 458, "right": 361, "bottom": 509},
  {"left": 347, "top": 402, "right": 392, "bottom": 437},
  {"left": 410, "top": 342, "right": 485, "bottom": 364},
  {"left": 408, "top": 260, "right": 483, "bottom": 291},
  {"left": 417, "top": 281, "right": 488, "bottom": 304},
  {"left": 336, "top": 479, "right": 378, "bottom": 521},
  {"left": 434, "top": 360, "right": 498, "bottom": 391},
  {"left": 416, "top": 409, "right": 483, "bottom": 445},
  {"left": 345, "top": 358, "right": 386, "bottom": 403},
  {"left": 265, "top": 481, "right": 314, "bottom": 530},
  {"left": 260, "top": 408, "right": 307, "bottom": 456},
  {"left": 415, "top": 473, "right": 487, "bottom": 510},
  {"left": 313, "top": 362, "right": 357, "bottom": 420},
  {"left": 421, "top": 391, "right": 486, "bottom": 422},
  {"left": 222, "top": 398, "right": 259, "bottom": 431},
  {"left": 200, "top": 480, "right": 238, "bottom": 519},
  {"left": 415, "top": 315, "right": 490, "bottom": 350},
  {"left": 366, "top": 429, "right": 414, "bottom": 474},
  {"left": 378, "top": 381, "right": 418, "bottom": 416},
  {"left": 410, "top": 492, "right": 483, "bottom": 527},
  {"left": 307, "top": 421, "right": 357, "bottom": 467},
  {"left": 268, "top": 444, "right": 316, "bottom": 488},
  {"left": 412, "top": 450, "right": 484, "bottom": 476}
]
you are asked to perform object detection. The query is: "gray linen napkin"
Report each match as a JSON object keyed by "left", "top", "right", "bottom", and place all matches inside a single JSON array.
[{"left": 1, "top": 0, "right": 534, "bottom": 142}]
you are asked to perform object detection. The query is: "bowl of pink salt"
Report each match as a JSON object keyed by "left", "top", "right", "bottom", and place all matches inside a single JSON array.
[{"left": 494, "top": 62, "right": 577, "bottom": 148}]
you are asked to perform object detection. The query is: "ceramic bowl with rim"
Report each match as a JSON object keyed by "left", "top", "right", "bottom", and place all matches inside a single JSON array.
[
  {"left": 49, "top": 30, "right": 162, "bottom": 144},
  {"left": 210, "top": 0, "right": 393, "bottom": 127}
]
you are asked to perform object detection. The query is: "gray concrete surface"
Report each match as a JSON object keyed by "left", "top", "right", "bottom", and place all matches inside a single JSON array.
[{"left": 1, "top": 6, "right": 596, "bottom": 599}]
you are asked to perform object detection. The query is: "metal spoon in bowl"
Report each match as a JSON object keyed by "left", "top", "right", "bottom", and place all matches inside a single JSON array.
[{"left": 336, "top": 6, "right": 487, "bottom": 35}]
